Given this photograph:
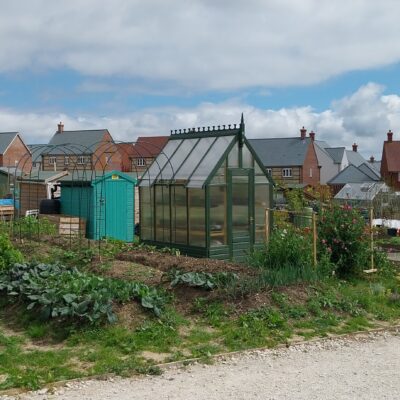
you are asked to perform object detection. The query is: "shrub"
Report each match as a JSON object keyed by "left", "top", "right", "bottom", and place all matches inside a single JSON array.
[
  {"left": 248, "top": 226, "right": 320, "bottom": 286},
  {"left": 318, "top": 205, "right": 369, "bottom": 277},
  {"left": 0, "top": 262, "right": 168, "bottom": 324},
  {"left": 0, "top": 234, "right": 23, "bottom": 270}
]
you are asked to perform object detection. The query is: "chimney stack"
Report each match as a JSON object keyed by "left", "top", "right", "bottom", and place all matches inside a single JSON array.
[
  {"left": 309, "top": 131, "right": 315, "bottom": 141},
  {"left": 57, "top": 122, "right": 64, "bottom": 133},
  {"left": 352, "top": 143, "right": 358, "bottom": 152},
  {"left": 387, "top": 129, "right": 393, "bottom": 142},
  {"left": 370, "top": 156, "right": 375, "bottom": 163},
  {"left": 300, "top": 126, "right": 307, "bottom": 140}
]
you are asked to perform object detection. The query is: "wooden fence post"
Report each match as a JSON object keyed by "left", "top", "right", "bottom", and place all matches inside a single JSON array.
[{"left": 312, "top": 212, "right": 317, "bottom": 268}]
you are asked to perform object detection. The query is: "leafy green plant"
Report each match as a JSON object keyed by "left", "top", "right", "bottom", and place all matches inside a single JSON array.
[
  {"left": 0, "top": 262, "right": 168, "bottom": 324},
  {"left": 12, "top": 216, "right": 57, "bottom": 236},
  {"left": 248, "top": 226, "right": 321, "bottom": 286},
  {"left": 0, "top": 233, "right": 23, "bottom": 270},
  {"left": 167, "top": 269, "right": 238, "bottom": 290}
]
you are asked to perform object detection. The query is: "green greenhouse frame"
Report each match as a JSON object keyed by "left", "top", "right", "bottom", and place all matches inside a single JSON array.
[{"left": 139, "top": 116, "right": 273, "bottom": 261}]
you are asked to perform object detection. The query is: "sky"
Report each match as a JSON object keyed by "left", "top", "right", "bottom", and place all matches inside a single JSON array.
[{"left": 1, "top": 1, "right": 400, "bottom": 158}]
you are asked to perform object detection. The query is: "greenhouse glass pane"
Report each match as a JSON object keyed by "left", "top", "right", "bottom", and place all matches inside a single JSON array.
[
  {"left": 187, "top": 136, "right": 234, "bottom": 188},
  {"left": 255, "top": 184, "right": 270, "bottom": 242},
  {"left": 228, "top": 143, "right": 239, "bottom": 168},
  {"left": 210, "top": 160, "right": 226, "bottom": 185},
  {"left": 139, "top": 187, "right": 154, "bottom": 240},
  {"left": 171, "top": 186, "right": 187, "bottom": 244},
  {"left": 242, "top": 144, "right": 253, "bottom": 168},
  {"left": 155, "top": 185, "right": 170, "bottom": 242},
  {"left": 139, "top": 139, "right": 182, "bottom": 186},
  {"left": 209, "top": 185, "right": 227, "bottom": 246},
  {"left": 188, "top": 189, "right": 205, "bottom": 247},
  {"left": 159, "top": 139, "right": 199, "bottom": 181},
  {"left": 174, "top": 137, "right": 216, "bottom": 180}
]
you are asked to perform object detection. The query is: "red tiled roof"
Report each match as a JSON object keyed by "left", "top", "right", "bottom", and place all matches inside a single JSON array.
[
  {"left": 384, "top": 141, "right": 400, "bottom": 171},
  {"left": 133, "top": 136, "right": 169, "bottom": 158}
]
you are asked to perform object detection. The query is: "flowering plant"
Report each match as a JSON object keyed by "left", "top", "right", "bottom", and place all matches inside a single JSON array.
[{"left": 318, "top": 204, "right": 369, "bottom": 277}]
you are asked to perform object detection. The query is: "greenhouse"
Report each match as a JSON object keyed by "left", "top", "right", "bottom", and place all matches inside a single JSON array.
[{"left": 138, "top": 116, "right": 272, "bottom": 261}]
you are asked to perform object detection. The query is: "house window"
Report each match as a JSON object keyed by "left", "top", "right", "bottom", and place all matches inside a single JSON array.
[
  {"left": 105, "top": 155, "right": 111, "bottom": 164},
  {"left": 136, "top": 158, "right": 146, "bottom": 167},
  {"left": 398, "top": 172, "right": 400, "bottom": 182},
  {"left": 77, "top": 156, "right": 85, "bottom": 165},
  {"left": 266, "top": 168, "right": 272, "bottom": 175},
  {"left": 64, "top": 156, "right": 69, "bottom": 165},
  {"left": 282, "top": 168, "right": 292, "bottom": 178},
  {"left": 309, "top": 168, "right": 312, "bottom": 178},
  {"left": 48, "top": 156, "right": 57, "bottom": 165}
]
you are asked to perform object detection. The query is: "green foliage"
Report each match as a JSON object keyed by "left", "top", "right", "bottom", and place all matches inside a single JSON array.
[
  {"left": 285, "top": 188, "right": 306, "bottom": 211},
  {"left": 0, "top": 262, "right": 168, "bottom": 324},
  {"left": 12, "top": 216, "right": 57, "bottom": 236},
  {"left": 0, "top": 233, "right": 23, "bottom": 270},
  {"left": 248, "top": 226, "right": 320, "bottom": 286},
  {"left": 167, "top": 269, "right": 238, "bottom": 290},
  {"left": 318, "top": 205, "right": 369, "bottom": 277}
]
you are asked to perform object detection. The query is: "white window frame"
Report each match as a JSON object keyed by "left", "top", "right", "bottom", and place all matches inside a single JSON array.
[
  {"left": 266, "top": 168, "right": 272, "bottom": 175},
  {"left": 282, "top": 168, "right": 292, "bottom": 178},
  {"left": 309, "top": 168, "right": 313, "bottom": 178},
  {"left": 136, "top": 158, "right": 146, "bottom": 167},
  {"left": 64, "top": 156, "right": 69, "bottom": 165},
  {"left": 48, "top": 156, "right": 57, "bottom": 165},
  {"left": 77, "top": 156, "right": 85, "bottom": 165}
]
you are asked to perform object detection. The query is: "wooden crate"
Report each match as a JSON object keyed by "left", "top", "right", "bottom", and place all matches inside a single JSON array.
[
  {"left": 0, "top": 206, "right": 14, "bottom": 221},
  {"left": 39, "top": 214, "right": 86, "bottom": 236}
]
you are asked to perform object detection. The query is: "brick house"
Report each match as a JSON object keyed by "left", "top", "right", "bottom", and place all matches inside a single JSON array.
[
  {"left": 381, "top": 130, "right": 400, "bottom": 190},
  {"left": 0, "top": 132, "right": 32, "bottom": 172},
  {"left": 249, "top": 128, "right": 320, "bottom": 187},
  {"left": 131, "top": 136, "right": 169, "bottom": 175},
  {"left": 42, "top": 123, "right": 122, "bottom": 172}
]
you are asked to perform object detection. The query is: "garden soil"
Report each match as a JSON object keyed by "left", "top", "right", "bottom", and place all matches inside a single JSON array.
[{"left": 10, "top": 329, "right": 400, "bottom": 400}]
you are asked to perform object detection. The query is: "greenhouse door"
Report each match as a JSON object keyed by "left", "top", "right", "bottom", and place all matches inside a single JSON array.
[{"left": 228, "top": 169, "right": 254, "bottom": 261}]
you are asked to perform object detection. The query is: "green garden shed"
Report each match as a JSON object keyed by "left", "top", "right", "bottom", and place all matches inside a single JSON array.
[
  {"left": 60, "top": 170, "right": 137, "bottom": 241},
  {"left": 139, "top": 116, "right": 272, "bottom": 261}
]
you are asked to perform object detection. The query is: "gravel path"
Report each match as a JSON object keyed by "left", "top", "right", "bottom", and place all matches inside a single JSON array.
[{"left": 3, "top": 329, "right": 400, "bottom": 400}]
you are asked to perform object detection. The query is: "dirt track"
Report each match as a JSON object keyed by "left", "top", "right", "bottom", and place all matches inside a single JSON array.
[{"left": 4, "top": 329, "right": 400, "bottom": 400}]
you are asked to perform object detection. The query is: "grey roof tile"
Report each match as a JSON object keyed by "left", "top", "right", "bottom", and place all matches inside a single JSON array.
[
  {"left": 0, "top": 132, "right": 18, "bottom": 154},
  {"left": 328, "top": 164, "right": 379, "bottom": 185},
  {"left": 248, "top": 137, "right": 311, "bottom": 167},
  {"left": 45, "top": 130, "right": 109, "bottom": 155}
]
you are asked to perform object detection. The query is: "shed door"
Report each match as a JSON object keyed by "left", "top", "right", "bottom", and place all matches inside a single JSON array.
[
  {"left": 100, "top": 180, "right": 134, "bottom": 242},
  {"left": 228, "top": 169, "right": 254, "bottom": 261}
]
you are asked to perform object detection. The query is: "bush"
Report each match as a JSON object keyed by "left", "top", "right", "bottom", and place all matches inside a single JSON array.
[
  {"left": 318, "top": 205, "right": 369, "bottom": 277},
  {"left": 0, "top": 234, "right": 23, "bottom": 270},
  {"left": 0, "top": 262, "right": 168, "bottom": 324},
  {"left": 248, "top": 226, "right": 320, "bottom": 286}
]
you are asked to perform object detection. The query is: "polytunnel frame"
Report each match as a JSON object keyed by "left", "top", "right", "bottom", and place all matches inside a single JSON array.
[{"left": 8, "top": 138, "right": 177, "bottom": 252}]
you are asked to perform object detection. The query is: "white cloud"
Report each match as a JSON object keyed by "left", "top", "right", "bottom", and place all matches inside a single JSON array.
[
  {"left": 0, "top": 84, "right": 398, "bottom": 158},
  {"left": 0, "top": 1, "right": 400, "bottom": 90}
]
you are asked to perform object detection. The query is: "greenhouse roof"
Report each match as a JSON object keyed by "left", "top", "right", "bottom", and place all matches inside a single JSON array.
[{"left": 139, "top": 124, "right": 241, "bottom": 188}]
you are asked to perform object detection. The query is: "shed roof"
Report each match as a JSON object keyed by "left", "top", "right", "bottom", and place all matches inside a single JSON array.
[
  {"left": 335, "top": 182, "right": 389, "bottom": 201},
  {"left": 45, "top": 130, "right": 109, "bottom": 155},
  {"left": 0, "top": 132, "right": 19, "bottom": 154},
  {"left": 248, "top": 137, "right": 312, "bottom": 167},
  {"left": 19, "top": 170, "right": 68, "bottom": 183}
]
